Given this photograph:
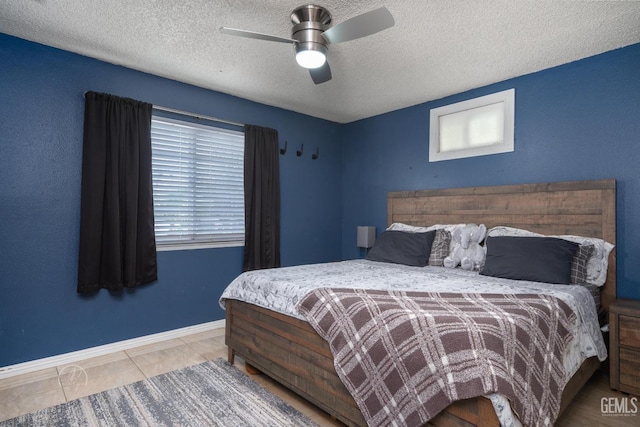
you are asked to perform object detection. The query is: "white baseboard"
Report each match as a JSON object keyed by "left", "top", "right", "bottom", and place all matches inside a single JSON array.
[{"left": 0, "top": 320, "right": 225, "bottom": 380}]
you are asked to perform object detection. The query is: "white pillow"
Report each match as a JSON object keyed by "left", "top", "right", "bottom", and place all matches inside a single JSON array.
[
  {"left": 486, "top": 226, "right": 614, "bottom": 286},
  {"left": 387, "top": 223, "right": 465, "bottom": 234}
]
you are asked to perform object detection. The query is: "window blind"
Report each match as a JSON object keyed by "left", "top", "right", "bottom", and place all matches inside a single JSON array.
[
  {"left": 151, "top": 116, "right": 245, "bottom": 247},
  {"left": 439, "top": 102, "right": 505, "bottom": 152}
]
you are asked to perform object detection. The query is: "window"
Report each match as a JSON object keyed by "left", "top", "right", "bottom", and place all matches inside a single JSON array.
[
  {"left": 151, "top": 115, "right": 244, "bottom": 250},
  {"left": 429, "top": 88, "right": 515, "bottom": 162}
]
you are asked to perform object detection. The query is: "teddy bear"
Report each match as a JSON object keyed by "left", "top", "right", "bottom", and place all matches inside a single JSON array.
[{"left": 443, "top": 224, "right": 487, "bottom": 270}]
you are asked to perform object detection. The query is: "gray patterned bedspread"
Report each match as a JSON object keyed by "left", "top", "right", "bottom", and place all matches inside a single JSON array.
[
  {"left": 219, "top": 260, "right": 607, "bottom": 426},
  {"left": 299, "top": 288, "right": 575, "bottom": 427}
]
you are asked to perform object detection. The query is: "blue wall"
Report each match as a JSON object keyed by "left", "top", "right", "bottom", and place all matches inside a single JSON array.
[
  {"left": 2, "top": 32, "right": 639, "bottom": 368},
  {"left": 341, "top": 43, "right": 640, "bottom": 300},
  {"left": 0, "top": 34, "right": 343, "bottom": 367}
]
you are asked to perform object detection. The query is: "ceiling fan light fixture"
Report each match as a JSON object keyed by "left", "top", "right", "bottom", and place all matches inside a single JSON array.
[
  {"left": 220, "top": 5, "right": 395, "bottom": 84},
  {"left": 295, "top": 42, "right": 327, "bottom": 69}
]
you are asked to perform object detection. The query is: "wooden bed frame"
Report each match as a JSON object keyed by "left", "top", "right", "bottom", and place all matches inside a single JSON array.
[{"left": 226, "top": 179, "right": 616, "bottom": 427}]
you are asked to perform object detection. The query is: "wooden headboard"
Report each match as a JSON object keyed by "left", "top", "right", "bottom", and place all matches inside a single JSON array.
[{"left": 388, "top": 179, "right": 616, "bottom": 310}]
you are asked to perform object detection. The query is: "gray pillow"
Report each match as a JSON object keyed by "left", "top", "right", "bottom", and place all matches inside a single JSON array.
[
  {"left": 366, "top": 230, "right": 435, "bottom": 267},
  {"left": 571, "top": 244, "right": 595, "bottom": 284},
  {"left": 428, "top": 229, "right": 451, "bottom": 266},
  {"left": 480, "top": 236, "right": 579, "bottom": 284}
]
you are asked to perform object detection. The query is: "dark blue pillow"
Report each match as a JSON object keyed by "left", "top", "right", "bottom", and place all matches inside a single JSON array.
[
  {"left": 366, "top": 230, "right": 435, "bottom": 267},
  {"left": 480, "top": 236, "right": 579, "bottom": 284}
]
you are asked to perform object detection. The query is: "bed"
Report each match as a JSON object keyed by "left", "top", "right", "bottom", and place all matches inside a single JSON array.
[{"left": 221, "top": 179, "right": 616, "bottom": 427}]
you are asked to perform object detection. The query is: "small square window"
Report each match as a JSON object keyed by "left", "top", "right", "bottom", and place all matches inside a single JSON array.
[{"left": 429, "top": 89, "right": 515, "bottom": 162}]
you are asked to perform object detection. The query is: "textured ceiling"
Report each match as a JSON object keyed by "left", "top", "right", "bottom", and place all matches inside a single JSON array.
[{"left": 2, "top": 0, "right": 640, "bottom": 123}]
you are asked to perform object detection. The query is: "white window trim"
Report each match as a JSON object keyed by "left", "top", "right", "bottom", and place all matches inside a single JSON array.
[
  {"left": 429, "top": 88, "right": 515, "bottom": 162},
  {"left": 156, "top": 240, "right": 244, "bottom": 252}
]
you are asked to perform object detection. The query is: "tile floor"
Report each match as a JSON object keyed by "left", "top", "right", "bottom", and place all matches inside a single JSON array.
[
  {"left": 0, "top": 327, "right": 637, "bottom": 426},
  {"left": 0, "top": 328, "right": 338, "bottom": 425}
]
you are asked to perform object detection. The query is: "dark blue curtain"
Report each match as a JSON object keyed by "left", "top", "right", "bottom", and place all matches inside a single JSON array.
[
  {"left": 77, "top": 92, "right": 157, "bottom": 293},
  {"left": 243, "top": 125, "right": 281, "bottom": 271}
]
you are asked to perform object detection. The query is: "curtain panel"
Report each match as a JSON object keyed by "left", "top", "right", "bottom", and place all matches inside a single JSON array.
[
  {"left": 77, "top": 92, "right": 157, "bottom": 293},
  {"left": 243, "top": 125, "right": 281, "bottom": 271}
]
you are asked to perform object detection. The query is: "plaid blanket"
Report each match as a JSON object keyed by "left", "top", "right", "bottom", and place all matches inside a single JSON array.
[{"left": 298, "top": 288, "right": 577, "bottom": 427}]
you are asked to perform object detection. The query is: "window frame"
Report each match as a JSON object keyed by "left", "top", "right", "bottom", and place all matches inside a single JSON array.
[
  {"left": 150, "top": 113, "right": 245, "bottom": 252},
  {"left": 429, "top": 88, "right": 515, "bottom": 162}
]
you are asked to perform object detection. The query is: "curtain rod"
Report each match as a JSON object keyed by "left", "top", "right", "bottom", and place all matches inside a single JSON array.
[
  {"left": 152, "top": 105, "right": 244, "bottom": 128},
  {"left": 83, "top": 91, "right": 244, "bottom": 128}
]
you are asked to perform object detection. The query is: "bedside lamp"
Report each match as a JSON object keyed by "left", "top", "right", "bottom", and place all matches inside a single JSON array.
[{"left": 357, "top": 226, "right": 376, "bottom": 256}]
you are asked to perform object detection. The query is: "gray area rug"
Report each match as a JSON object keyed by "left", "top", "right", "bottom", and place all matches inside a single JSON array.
[{"left": 1, "top": 359, "right": 319, "bottom": 426}]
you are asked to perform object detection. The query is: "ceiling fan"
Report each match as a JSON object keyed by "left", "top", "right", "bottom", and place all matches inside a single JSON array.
[{"left": 220, "top": 4, "right": 395, "bottom": 85}]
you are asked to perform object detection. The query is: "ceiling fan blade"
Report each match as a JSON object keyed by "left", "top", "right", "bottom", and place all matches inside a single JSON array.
[
  {"left": 309, "top": 62, "right": 332, "bottom": 84},
  {"left": 219, "top": 27, "right": 295, "bottom": 44},
  {"left": 321, "top": 6, "right": 394, "bottom": 44}
]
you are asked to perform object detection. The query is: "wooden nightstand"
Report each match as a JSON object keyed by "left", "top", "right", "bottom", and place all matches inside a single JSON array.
[{"left": 609, "top": 299, "right": 640, "bottom": 395}]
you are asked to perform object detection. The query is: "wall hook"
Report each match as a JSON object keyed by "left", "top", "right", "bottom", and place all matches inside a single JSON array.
[
  {"left": 296, "top": 144, "right": 304, "bottom": 157},
  {"left": 279, "top": 140, "right": 287, "bottom": 155},
  {"left": 312, "top": 147, "right": 319, "bottom": 160}
]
